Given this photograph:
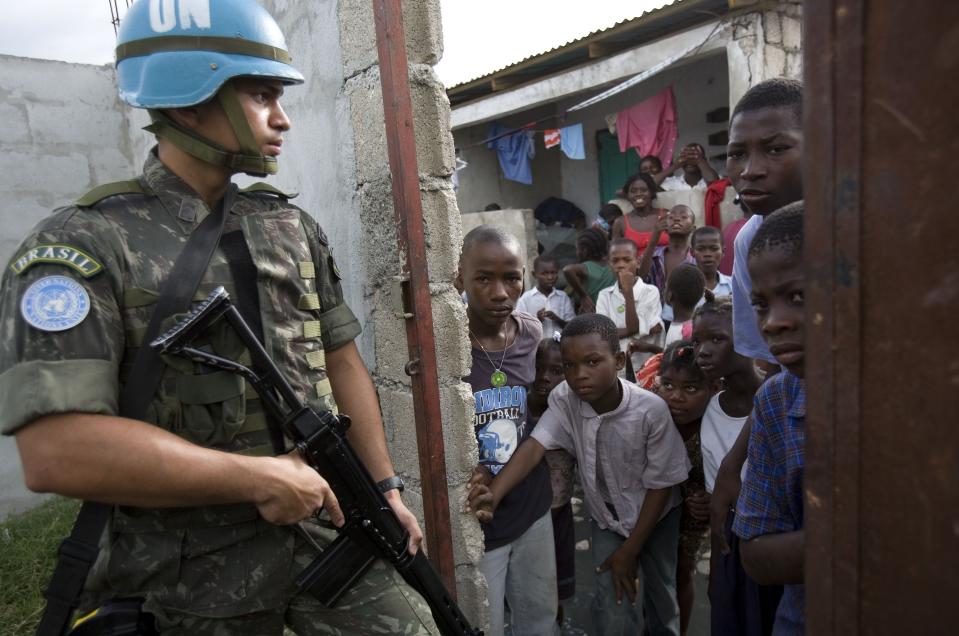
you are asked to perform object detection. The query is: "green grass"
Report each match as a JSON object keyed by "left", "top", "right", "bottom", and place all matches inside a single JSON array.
[{"left": 0, "top": 497, "right": 81, "bottom": 635}]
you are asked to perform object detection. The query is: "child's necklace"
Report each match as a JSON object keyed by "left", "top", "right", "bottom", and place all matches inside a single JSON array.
[{"left": 469, "top": 326, "right": 514, "bottom": 388}]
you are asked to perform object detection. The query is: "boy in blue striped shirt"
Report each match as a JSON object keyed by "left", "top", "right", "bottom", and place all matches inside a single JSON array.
[{"left": 732, "top": 203, "right": 807, "bottom": 635}]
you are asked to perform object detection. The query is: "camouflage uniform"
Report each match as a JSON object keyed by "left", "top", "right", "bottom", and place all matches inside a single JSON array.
[{"left": 0, "top": 152, "right": 438, "bottom": 635}]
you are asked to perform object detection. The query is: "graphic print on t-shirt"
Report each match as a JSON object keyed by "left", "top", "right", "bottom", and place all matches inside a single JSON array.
[{"left": 474, "top": 385, "right": 527, "bottom": 475}]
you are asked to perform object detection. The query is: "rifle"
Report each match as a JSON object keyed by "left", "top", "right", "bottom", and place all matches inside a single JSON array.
[{"left": 150, "top": 286, "right": 481, "bottom": 636}]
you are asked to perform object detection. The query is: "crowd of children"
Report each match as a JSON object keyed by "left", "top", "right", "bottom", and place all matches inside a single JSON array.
[{"left": 458, "top": 77, "right": 807, "bottom": 636}]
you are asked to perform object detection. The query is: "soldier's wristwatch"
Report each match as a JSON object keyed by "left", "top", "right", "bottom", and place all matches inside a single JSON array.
[{"left": 376, "top": 475, "right": 406, "bottom": 494}]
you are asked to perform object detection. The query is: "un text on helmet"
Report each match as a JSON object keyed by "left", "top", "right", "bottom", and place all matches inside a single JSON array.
[{"left": 149, "top": 0, "right": 211, "bottom": 33}]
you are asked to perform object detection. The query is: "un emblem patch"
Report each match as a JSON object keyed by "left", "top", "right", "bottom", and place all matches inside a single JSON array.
[{"left": 21, "top": 276, "right": 91, "bottom": 332}]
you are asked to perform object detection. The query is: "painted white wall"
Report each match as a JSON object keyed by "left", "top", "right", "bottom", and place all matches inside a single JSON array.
[
  {"left": 452, "top": 51, "right": 730, "bottom": 221},
  {"left": 258, "top": 0, "right": 373, "bottom": 359}
]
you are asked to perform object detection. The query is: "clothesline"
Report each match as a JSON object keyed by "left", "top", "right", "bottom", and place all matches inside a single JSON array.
[
  {"left": 462, "top": 116, "right": 563, "bottom": 149},
  {"left": 566, "top": 18, "right": 724, "bottom": 112}
]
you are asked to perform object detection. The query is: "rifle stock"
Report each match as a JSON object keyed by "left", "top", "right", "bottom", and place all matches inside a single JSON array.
[{"left": 151, "top": 287, "right": 481, "bottom": 636}]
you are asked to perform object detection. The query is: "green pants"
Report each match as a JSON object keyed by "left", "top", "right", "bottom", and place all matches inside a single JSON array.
[
  {"left": 150, "top": 558, "right": 439, "bottom": 635},
  {"left": 99, "top": 516, "right": 439, "bottom": 636}
]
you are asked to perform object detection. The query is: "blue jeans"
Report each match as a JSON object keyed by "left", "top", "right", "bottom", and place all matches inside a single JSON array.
[
  {"left": 590, "top": 505, "right": 681, "bottom": 636},
  {"left": 478, "top": 511, "right": 557, "bottom": 636}
]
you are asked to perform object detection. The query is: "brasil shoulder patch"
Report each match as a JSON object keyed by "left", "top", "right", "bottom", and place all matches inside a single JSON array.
[{"left": 10, "top": 244, "right": 103, "bottom": 278}]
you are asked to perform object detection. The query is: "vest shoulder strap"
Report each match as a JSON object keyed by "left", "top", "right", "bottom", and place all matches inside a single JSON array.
[
  {"left": 75, "top": 179, "right": 150, "bottom": 207},
  {"left": 239, "top": 182, "right": 298, "bottom": 199}
]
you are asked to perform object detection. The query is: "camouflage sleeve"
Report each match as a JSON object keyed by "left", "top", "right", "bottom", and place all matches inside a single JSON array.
[
  {"left": 301, "top": 212, "right": 361, "bottom": 352},
  {"left": 0, "top": 210, "right": 124, "bottom": 435}
]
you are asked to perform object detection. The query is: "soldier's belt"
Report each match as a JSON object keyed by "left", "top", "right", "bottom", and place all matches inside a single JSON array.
[{"left": 112, "top": 502, "right": 260, "bottom": 532}]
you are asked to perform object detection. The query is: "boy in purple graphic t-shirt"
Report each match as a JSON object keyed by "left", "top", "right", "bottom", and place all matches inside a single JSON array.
[{"left": 457, "top": 225, "right": 555, "bottom": 636}]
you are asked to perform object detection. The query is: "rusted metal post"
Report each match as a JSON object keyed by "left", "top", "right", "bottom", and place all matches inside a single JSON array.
[
  {"left": 804, "top": 0, "right": 959, "bottom": 632},
  {"left": 371, "top": 0, "right": 457, "bottom": 595},
  {"left": 804, "top": 1, "right": 864, "bottom": 632}
]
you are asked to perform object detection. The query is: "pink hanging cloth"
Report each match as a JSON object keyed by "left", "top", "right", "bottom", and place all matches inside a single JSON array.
[{"left": 615, "top": 86, "right": 679, "bottom": 169}]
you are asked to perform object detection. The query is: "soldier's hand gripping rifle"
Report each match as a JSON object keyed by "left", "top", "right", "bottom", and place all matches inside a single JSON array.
[{"left": 151, "top": 287, "right": 481, "bottom": 636}]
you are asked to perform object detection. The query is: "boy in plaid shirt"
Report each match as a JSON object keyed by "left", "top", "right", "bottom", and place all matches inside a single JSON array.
[{"left": 732, "top": 203, "right": 806, "bottom": 635}]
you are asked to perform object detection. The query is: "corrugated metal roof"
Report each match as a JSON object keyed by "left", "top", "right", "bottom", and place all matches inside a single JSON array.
[
  {"left": 450, "top": 8, "right": 669, "bottom": 88},
  {"left": 447, "top": 0, "right": 729, "bottom": 107}
]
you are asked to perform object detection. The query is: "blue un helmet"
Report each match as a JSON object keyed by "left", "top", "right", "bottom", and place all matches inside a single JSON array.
[{"left": 116, "top": 0, "right": 304, "bottom": 176}]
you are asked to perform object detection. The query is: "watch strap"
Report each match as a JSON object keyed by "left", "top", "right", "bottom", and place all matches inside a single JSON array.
[{"left": 376, "top": 475, "right": 405, "bottom": 494}]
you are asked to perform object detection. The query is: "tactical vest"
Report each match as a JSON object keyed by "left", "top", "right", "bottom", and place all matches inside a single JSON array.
[{"left": 77, "top": 179, "right": 336, "bottom": 470}]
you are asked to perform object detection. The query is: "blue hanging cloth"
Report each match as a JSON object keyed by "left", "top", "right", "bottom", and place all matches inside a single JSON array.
[
  {"left": 560, "top": 123, "right": 585, "bottom": 160},
  {"left": 487, "top": 123, "right": 535, "bottom": 185}
]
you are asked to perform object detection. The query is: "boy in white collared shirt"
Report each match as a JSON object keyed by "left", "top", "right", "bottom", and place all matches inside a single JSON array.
[
  {"left": 691, "top": 226, "right": 733, "bottom": 301},
  {"left": 467, "top": 314, "right": 690, "bottom": 635},
  {"left": 517, "top": 256, "right": 575, "bottom": 338},
  {"left": 596, "top": 238, "right": 663, "bottom": 374}
]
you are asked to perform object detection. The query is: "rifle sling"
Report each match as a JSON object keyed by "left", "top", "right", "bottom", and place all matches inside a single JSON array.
[{"left": 36, "top": 186, "right": 235, "bottom": 636}]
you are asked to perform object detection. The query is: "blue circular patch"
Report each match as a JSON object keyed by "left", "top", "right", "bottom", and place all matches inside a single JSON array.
[{"left": 21, "top": 275, "right": 91, "bottom": 332}]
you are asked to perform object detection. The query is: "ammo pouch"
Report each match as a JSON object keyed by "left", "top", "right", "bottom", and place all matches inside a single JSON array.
[{"left": 68, "top": 598, "right": 156, "bottom": 636}]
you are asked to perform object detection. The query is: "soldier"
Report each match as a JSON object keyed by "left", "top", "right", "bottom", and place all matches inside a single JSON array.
[{"left": 1, "top": 0, "right": 438, "bottom": 634}]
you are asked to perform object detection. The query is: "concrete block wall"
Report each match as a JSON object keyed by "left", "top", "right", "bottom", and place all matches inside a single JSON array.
[
  {"left": 0, "top": 55, "right": 144, "bottom": 519},
  {"left": 726, "top": 1, "right": 804, "bottom": 109},
  {"left": 335, "top": 0, "right": 488, "bottom": 624},
  {"left": 0, "top": 55, "right": 141, "bottom": 268}
]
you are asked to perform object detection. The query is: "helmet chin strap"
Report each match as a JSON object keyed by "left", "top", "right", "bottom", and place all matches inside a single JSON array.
[{"left": 143, "top": 82, "right": 277, "bottom": 177}]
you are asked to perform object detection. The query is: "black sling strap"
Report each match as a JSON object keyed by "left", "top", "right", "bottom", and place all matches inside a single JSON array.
[{"left": 36, "top": 185, "right": 237, "bottom": 636}]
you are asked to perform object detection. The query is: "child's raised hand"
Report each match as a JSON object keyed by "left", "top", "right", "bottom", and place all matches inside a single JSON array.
[
  {"left": 617, "top": 269, "right": 637, "bottom": 291},
  {"left": 627, "top": 338, "right": 663, "bottom": 355},
  {"left": 654, "top": 214, "right": 669, "bottom": 234},
  {"left": 597, "top": 544, "right": 640, "bottom": 605},
  {"left": 685, "top": 489, "right": 711, "bottom": 522}
]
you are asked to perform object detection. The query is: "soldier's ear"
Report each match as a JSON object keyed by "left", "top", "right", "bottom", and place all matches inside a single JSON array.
[
  {"left": 166, "top": 106, "right": 201, "bottom": 129},
  {"left": 454, "top": 268, "right": 464, "bottom": 293}
]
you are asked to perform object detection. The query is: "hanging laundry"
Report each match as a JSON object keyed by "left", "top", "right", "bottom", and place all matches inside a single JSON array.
[
  {"left": 452, "top": 154, "right": 469, "bottom": 191},
  {"left": 604, "top": 113, "right": 618, "bottom": 135},
  {"left": 487, "top": 122, "right": 535, "bottom": 185},
  {"left": 560, "top": 123, "right": 585, "bottom": 160},
  {"left": 615, "top": 86, "right": 678, "bottom": 169},
  {"left": 544, "top": 129, "right": 561, "bottom": 148},
  {"left": 703, "top": 177, "right": 730, "bottom": 229}
]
